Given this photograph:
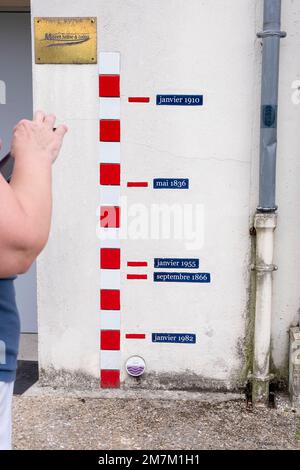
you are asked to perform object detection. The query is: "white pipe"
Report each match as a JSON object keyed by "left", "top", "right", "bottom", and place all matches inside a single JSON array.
[{"left": 252, "top": 213, "right": 277, "bottom": 404}]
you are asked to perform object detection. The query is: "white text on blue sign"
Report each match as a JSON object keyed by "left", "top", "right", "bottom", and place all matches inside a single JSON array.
[
  {"left": 153, "top": 178, "right": 189, "bottom": 189},
  {"left": 154, "top": 272, "right": 210, "bottom": 283},
  {"left": 152, "top": 333, "right": 196, "bottom": 344},
  {"left": 156, "top": 95, "right": 203, "bottom": 106},
  {"left": 154, "top": 258, "right": 199, "bottom": 269}
]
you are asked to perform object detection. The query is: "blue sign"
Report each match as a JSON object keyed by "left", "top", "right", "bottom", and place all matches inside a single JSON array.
[
  {"left": 152, "top": 333, "right": 196, "bottom": 344},
  {"left": 154, "top": 272, "right": 211, "bottom": 283},
  {"left": 153, "top": 178, "right": 189, "bottom": 189},
  {"left": 156, "top": 95, "right": 203, "bottom": 106},
  {"left": 154, "top": 258, "right": 199, "bottom": 269}
]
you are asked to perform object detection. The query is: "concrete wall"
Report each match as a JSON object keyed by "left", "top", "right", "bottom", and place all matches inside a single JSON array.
[
  {"left": 271, "top": 3, "right": 300, "bottom": 378},
  {"left": 31, "top": 0, "right": 300, "bottom": 390}
]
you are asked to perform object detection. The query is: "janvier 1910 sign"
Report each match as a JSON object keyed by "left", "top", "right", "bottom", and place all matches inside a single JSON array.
[{"left": 34, "top": 17, "right": 97, "bottom": 64}]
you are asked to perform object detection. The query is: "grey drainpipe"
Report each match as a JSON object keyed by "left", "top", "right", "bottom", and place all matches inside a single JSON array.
[
  {"left": 252, "top": 0, "right": 286, "bottom": 405},
  {"left": 257, "top": 0, "right": 286, "bottom": 213}
]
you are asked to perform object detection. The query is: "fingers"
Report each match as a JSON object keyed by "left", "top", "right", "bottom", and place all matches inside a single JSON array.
[
  {"left": 54, "top": 124, "right": 68, "bottom": 139},
  {"left": 18, "top": 112, "right": 67, "bottom": 146},
  {"left": 33, "top": 110, "right": 46, "bottom": 123},
  {"left": 44, "top": 114, "right": 56, "bottom": 130},
  {"left": 31, "top": 111, "right": 62, "bottom": 132}
]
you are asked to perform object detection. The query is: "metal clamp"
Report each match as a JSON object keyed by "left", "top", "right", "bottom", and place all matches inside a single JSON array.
[
  {"left": 249, "top": 373, "right": 275, "bottom": 382},
  {"left": 256, "top": 206, "right": 278, "bottom": 213},
  {"left": 257, "top": 30, "right": 287, "bottom": 39},
  {"left": 251, "top": 264, "right": 278, "bottom": 273}
]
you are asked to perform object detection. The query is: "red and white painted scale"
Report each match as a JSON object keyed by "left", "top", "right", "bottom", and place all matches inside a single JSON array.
[
  {"left": 99, "top": 53, "right": 150, "bottom": 388},
  {"left": 99, "top": 52, "right": 121, "bottom": 388}
]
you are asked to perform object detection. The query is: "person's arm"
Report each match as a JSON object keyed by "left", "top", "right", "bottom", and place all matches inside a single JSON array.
[{"left": 0, "top": 111, "right": 67, "bottom": 277}]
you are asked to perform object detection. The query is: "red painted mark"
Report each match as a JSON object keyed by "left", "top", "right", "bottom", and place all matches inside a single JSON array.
[
  {"left": 127, "top": 261, "right": 148, "bottom": 267},
  {"left": 100, "top": 163, "right": 120, "bottom": 186},
  {"left": 101, "top": 330, "right": 120, "bottom": 350},
  {"left": 101, "top": 370, "right": 120, "bottom": 389},
  {"left": 127, "top": 182, "right": 148, "bottom": 187},
  {"left": 127, "top": 274, "right": 148, "bottom": 280},
  {"left": 100, "top": 206, "right": 120, "bottom": 228},
  {"left": 99, "top": 75, "right": 120, "bottom": 98},
  {"left": 128, "top": 97, "right": 150, "bottom": 103},
  {"left": 101, "top": 248, "right": 120, "bottom": 270},
  {"left": 100, "top": 289, "right": 120, "bottom": 310},
  {"left": 100, "top": 120, "right": 120, "bottom": 142},
  {"left": 125, "top": 334, "right": 146, "bottom": 339}
]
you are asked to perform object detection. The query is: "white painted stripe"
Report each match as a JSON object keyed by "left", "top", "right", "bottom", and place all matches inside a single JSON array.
[
  {"left": 101, "top": 311, "right": 121, "bottom": 330},
  {"left": 99, "top": 98, "right": 120, "bottom": 119},
  {"left": 100, "top": 238, "right": 121, "bottom": 249},
  {"left": 100, "top": 350, "right": 121, "bottom": 370},
  {"left": 98, "top": 228, "right": 121, "bottom": 248},
  {"left": 100, "top": 186, "right": 121, "bottom": 205},
  {"left": 100, "top": 269, "right": 121, "bottom": 289},
  {"left": 99, "top": 52, "right": 120, "bottom": 74},
  {"left": 99, "top": 142, "right": 121, "bottom": 164}
]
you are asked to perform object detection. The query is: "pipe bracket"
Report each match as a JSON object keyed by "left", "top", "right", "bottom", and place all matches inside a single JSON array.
[
  {"left": 257, "top": 30, "right": 287, "bottom": 39},
  {"left": 256, "top": 206, "right": 278, "bottom": 213},
  {"left": 251, "top": 264, "right": 278, "bottom": 273},
  {"left": 249, "top": 373, "right": 275, "bottom": 383}
]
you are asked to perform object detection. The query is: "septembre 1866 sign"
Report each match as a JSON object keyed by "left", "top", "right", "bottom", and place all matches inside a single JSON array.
[{"left": 34, "top": 17, "right": 97, "bottom": 64}]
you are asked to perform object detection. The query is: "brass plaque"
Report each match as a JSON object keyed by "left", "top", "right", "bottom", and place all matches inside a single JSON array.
[{"left": 34, "top": 17, "right": 97, "bottom": 64}]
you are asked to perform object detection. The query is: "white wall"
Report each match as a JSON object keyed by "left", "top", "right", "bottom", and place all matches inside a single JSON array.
[
  {"left": 271, "top": 1, "right": 300, "bottom": 376},
  {"left": 31, "top": 0, "right": 300, "bottom": 389}
]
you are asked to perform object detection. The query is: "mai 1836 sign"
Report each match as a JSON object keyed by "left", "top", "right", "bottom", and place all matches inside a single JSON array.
[{"left": 34, "top": 17, "right": 97, "bottom": 64}]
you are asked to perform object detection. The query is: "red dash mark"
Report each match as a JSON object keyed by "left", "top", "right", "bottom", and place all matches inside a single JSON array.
[
  {"left": 127, "top": 261, "right": 148, "bottom": 267},
  {"left": 127, "top": 182, "right": 148, "bottom": 187},
  {"left": 125, "top": 334, "right": 146, "bottom": 339},
  {"left": 127, "top": 274, "right": 148, "bottom": 280},
  {"left": 128, "top": 97, "right": 150, "bottom": 103}
]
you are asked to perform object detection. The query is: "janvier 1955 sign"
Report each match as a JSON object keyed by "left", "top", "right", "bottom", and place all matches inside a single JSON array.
[{"left": 34, "top": 17, "right": 97, "bottom": 64}]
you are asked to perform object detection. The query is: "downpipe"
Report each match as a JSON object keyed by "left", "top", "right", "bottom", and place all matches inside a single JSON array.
[
  {"left": 252, "top": 213, "right": 277, "bottom": 404},
  {"left": 252, "top": 0, "right": 285, "bottom": 405}
]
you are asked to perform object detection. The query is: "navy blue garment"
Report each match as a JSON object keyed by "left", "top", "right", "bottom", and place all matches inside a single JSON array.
[{"left": 0, "top": 277, "right": 20, "bottom": 382}]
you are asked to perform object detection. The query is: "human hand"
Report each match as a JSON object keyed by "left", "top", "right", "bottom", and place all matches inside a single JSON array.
[{"left": 11, "top": 111, "right": 68, "bottom": 164}]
